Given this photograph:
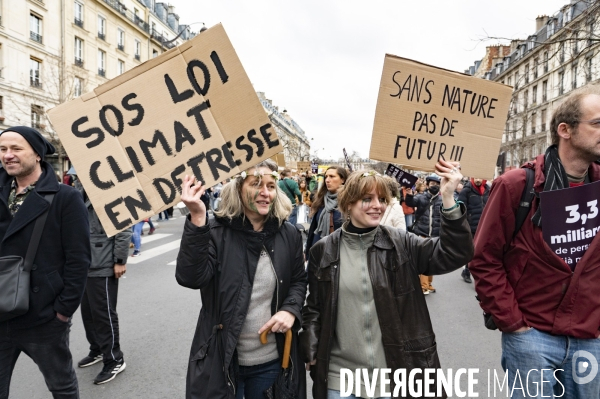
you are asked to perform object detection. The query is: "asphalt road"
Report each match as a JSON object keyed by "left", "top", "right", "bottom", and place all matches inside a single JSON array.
[{"left": 8, "top": 214, "right": 505, "bottom": 398}]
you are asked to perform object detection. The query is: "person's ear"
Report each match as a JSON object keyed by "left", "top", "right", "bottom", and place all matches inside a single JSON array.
[{"left": 557, "top": 122, "right": 573, "bottom": 141}]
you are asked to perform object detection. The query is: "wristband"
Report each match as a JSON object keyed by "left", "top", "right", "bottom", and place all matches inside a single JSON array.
[{"left": 441, "top": 201, "right": 461, "bottom": 212}]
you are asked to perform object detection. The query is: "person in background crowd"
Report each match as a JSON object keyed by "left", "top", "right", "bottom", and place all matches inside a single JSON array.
[
  {"left": 158, "top": 209, "right": 169, "bottom": 221},
  {"left": 74, "top": 179, "right": 129, "bottom": 385},
  {"left": 305, "top": 166, "right": 348, "bottom": 262},
  {"left": 278, "top": 168, "right": 303, "bottom": 226},
  {"left": 300, "top": 162, "right": 473, "bottom": 399},
  {"left": 380, "top": 176, "right": 406, "bottom": 229},
  {"left": 457, "top": 177, "right": 489, "bottom": 283},
  {"left": 62, "top": 170, "right": 72, "bottom": 186},
  {"left": 405, "top": 174, "right": 443, "bottom": 295},
  {"left": 401, "top": 186, "right": 415, "bottom": 230},
  {"left": 415, "top": 181, "right": 427, "bottom": 194},
  {"left": 471, "top": 86, "right": 600, "bottom": 398},
  {"left": 176, "top": 159, "right": 307, "bottom": 399},
  {"left": 306, "top": 169, "right": 318, "bottom": 193},
  {"left": 298, "top": 179, "right": 311, "bottom": 225},
  {"left": 0, "top": 126, "right": 91, "bottom": 398},
  {"left": 211, "top": 181, "right": 224, "bottom": 212},
  {"left": 131, "top": 221, "right": 143, "bottom": 257}
]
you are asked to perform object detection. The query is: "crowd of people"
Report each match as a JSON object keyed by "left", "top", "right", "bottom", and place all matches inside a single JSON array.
[{"left": 1, "top": 84, "right": 600, "bottom": 399}]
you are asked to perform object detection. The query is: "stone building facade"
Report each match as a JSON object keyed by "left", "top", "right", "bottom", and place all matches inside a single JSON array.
[
  {"left": 0, "top": 0, "right": 193, "bottom": 172},
  {"left": 257, "top": 91, "right": 310, "bottom": 165},
  {"left": 466, "top": 0, "right": 600, "bottom": 175}
]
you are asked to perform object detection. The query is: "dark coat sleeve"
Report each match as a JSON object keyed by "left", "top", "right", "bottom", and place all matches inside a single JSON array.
[
  {"left": 403, "top": 203, "right": 474, "bottom": 276},
  {"left": 113, "top": 228, "right": 132, "bottom": 264},
  {"left": 278, "top": 226, "right": 307, "bottom": 329},
  {"left": 175, "top": 218, "right": 217, "bottom": 289},
  {"left": 55, "top": 188, "right": 91, "bottom": 317},
  {"left": 299, "top": 240, "right": 325, "bottom": 363}
]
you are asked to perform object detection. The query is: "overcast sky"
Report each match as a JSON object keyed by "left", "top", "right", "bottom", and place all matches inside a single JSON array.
[{"left": 175, "top": 0, "right": 569, "bottom": 160}]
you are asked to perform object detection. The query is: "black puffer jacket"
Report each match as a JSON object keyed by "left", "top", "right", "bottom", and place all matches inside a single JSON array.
[
  {"left": 176, "top": 215, "right": 307, "bottom": 399},
  {"left": 405, "top": 191, "right": 443, "bottom": 237},
  {"left": 457, "top": 182, "right": 490, "bottom": 235}
]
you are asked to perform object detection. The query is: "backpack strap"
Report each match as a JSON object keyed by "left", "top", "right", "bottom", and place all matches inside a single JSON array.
[{"left": 513, "top": 168, "right": 536, "bottom": 239}]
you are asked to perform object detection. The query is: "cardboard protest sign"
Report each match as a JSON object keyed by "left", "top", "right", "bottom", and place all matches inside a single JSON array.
[
  {"left": 370, "top": 55, "right": 512, "bottom": 180},
  {"left": 271, "top": 153, "right": 286, "bottom": 167},
  {"left": 384, "top": 164, "right": 418, "bottom": 189},
  {"left": 540, "top": 181, "right": 600, "bottom": 269},
  {"left": 48, "top": 24, "right": 283, "bottom": 236},
  {"left": 296, "top": 161, "right": 310, "bottom": 172}
]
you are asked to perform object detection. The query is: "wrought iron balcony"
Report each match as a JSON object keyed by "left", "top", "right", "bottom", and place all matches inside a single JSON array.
[
  {"left": 98, "top": 32, "right": 106, "bottom": 40},
  {"left": 118, "top": 44, "right": 124, "bottom": 51},
  {"left": 98, "top": 68, "right": 106, "bottom": 77},
  {"left": 30, "top": 31, "right": 43, "bottom": 43},
  {"left": 74, "top": 58, "right": 84, "bottom": 68},
  {"left": 134, "top": 54, "right": 140, "bottom": 61},
  {"left": 74, "top": 18, "right": 84, "bottom": 28},
  {"left": 30, "top": 78, "right": 42, "bottom": 88}
]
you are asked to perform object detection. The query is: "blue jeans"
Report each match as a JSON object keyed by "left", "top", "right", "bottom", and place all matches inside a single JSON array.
[
  {"left": 132, "top": 222, "right": 143, "bottom": 251},
  {"left": 327, "top": 388, "right": 390, "bottom": 399},
  {"left": 404, "top": 214, "right": 414, "bottom": 230},
  {"left": 501, "top": 327, "right": 600, "bottom": 398},
  {"left": 288, "top": 206, "right": 298, "bottom": 226},
  {"left": 0, "top": 317, "right": 79, "bottom": 398},
  {"left": 235, "top": 358, "right": 280, "bottom": 399}
]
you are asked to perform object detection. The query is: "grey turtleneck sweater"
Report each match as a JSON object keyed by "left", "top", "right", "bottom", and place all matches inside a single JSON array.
[{"left": 328, "top": 226, "right": 387, "bottom": 398}]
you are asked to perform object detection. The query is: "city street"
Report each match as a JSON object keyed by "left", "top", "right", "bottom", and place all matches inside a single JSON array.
[{"left": 9, "top": 214, "right": 505, "bottom": 398}]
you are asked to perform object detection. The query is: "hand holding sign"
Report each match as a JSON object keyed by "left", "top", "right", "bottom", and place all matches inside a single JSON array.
[
  {"left": 434, "top": 159, "right": 463, "bottom": 208},
  {"left": 181, "top": 175, "right": 207, "bottom": 227}
]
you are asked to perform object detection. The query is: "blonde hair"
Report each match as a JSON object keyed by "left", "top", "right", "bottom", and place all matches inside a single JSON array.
[
  {"left": 338, "top": 171, "right": 392, "bottom": 218},
  {"left": 214, "top": 159, "right": 292, "bottom": 225}
]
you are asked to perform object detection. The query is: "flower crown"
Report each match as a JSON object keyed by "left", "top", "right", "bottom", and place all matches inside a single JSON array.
[
  {"left": 361, "top": 171, "right": 381, "bottom": 178},
  {"left": 235, "top": 169, "right": 280, "bottom": 181}
]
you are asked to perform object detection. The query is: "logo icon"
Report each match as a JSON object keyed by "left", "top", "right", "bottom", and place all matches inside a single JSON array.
[{"left": 572, "top": 350, "right": 598, "bottom": 385}]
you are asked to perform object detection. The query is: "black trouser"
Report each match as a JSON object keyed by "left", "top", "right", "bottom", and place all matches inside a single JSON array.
[
  {"left": 0, "top": 317, "right": 79, "bottom": 399},
  {"left": 80, "top": 276, "right": 123, "bottom": 364}
]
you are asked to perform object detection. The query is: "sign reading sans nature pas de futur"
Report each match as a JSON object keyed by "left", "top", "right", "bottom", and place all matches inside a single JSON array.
[
  {"left": 370, "top": 55, "right": 513, "bottom": 180},
  {"left": 48, "top": 24, "right": 283, "bottom": 237}
]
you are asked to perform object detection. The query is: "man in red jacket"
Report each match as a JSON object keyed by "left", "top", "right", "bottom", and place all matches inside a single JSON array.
[{"left": 471, "top": 86, "right": 600, "bottom": 398}]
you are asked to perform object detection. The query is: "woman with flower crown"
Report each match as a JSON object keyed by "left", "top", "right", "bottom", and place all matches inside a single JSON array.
[
  {"left": 300, "top": 160, "right": 473, "bottom": 399},
  {"left": 175, "top": 159, "right": 307, "bottom": 399}
]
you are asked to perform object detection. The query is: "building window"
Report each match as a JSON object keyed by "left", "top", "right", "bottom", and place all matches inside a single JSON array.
[
  {"left": 573, "top": 32, "right": 579, "bottom": 55},
  {"left": 74, "top": 77, "right": 83, "bottom": 97},
  {"left": 507, "top": 76, "right": 512, "bottom": 86},
  {"left": 152, "top": 49, "right": 158, "bottom": 58},
  {"left": 523, "top": 89, "right": 528, "bottom": 110},
  {"left": 559, "top": 44, "right": 565, "bottom": 64},
  {"left": 532, "top": 85, "right": 537, "bottom": 104},
  {"left": 98, "top": 16, "right": 106, "bottom": 40},
  {"left": 543, "top": 52, "right": 549, "bottom": 73},
  {"left": 530, "top": 112, "right": 536, "bottom": 135},
  {"left": 31, "top": 104, "right": 43, "bottom": 129},
  {"left": 542, "top": 80, "right": 548, "bottom": 102},
  {"left": 74, "top": 37, "right": 84, "bottom": 66},
  {"left": 558, "top": 71, "right": 564, "bottom": 95},
  {"left": 514, "top": 72, "right": 520, "bottom": 89},
  {"left": 533, "top": 58, "right": 539, "bottom": 79},
  {"left": 541, "top": 109, "right": 547, "bottom": 132},
  {"left": 98, "top": 50, "right": 106, "bottom": 77},
  {"left": 74, "top": 1, "right": 84, "bottom": 27},
  {"left": 118, "top": 29, "right": 125, "bottom": 51},
  {"left": 525, "top": 64, "right": 529, "bottom": 84},
  {"left": 572, "top": 65, "right": 578, "bottom": 90},
  {"left": 135, "top": 40, "right": 141, "bottom": 60},
  {"left": 118, "top": 59, "right": 125, "bottom": 75},
  {"left": 30, "top": 14, "right": 43, "bottom": 43},
  {"left": 30, "top": 58, "right": 41, "bottom": 88},
  {"left": 587, "top": 57, "right": 593, "bottom": 82}
]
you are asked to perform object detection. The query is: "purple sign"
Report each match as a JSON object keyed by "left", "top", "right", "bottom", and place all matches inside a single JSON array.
[
  {"left": 540, "top": 180, "right": 600, "bottom": 269},
  {"left": 384, "top": 164, "right": 418, "bottom": 189}
]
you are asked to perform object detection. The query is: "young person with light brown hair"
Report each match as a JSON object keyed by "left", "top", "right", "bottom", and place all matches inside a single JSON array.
[{"left": 300, "top": 160, "right": 473, "bottom": 399}]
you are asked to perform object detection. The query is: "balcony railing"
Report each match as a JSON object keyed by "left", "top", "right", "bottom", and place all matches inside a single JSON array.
[
  {"left": 98, "top": 32, "right": 106, "bottom": 40},
  {"left": 30, "top": 78, "right": 42, "bottom": 88},
  {"left": 74, "top": 57, "right": 84, "bottom": 68},
  {"left": 151, "top": 29, "right": 176, "bottom": 49},
  {"left": 30, "top": 31, "right": 43, "bottom": 43},
  {"left": 74, "top": 18, "right": 84, "bottom": 28},
  {"left": 100, "top": 0, "right": 149, "bottom": 33},
  {"left": 118, "top": 44, "right": 124, "bottom": 51},
  {"left": 134, "top": 54, "right": 140, "bottom": 61},
  {"left": 98, "top": 68, "right": 106, "bottom": 77}
]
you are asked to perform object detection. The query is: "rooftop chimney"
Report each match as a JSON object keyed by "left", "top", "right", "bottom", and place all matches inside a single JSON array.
[{"left": 536, "top": 15, "right": 549, "bottom": 32}]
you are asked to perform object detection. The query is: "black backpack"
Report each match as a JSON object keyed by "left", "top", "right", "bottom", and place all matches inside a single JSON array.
[{"left": 480, "top": 167, "right": 535, "bottom": 330}]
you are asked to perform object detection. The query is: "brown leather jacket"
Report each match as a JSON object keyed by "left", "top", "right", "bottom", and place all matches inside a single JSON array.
[{"left": 299, "top": 208, "right": 473, "bottom": 398}]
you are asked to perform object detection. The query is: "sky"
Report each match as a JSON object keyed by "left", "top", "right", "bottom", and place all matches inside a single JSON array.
[{"left": 174, "top": 0, "right": 569, "bottom": 160}]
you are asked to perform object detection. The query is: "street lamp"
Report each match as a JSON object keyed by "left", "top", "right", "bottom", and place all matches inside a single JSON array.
[{"left": 159, "top": 22, "right": 207, "bottom": 50}]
